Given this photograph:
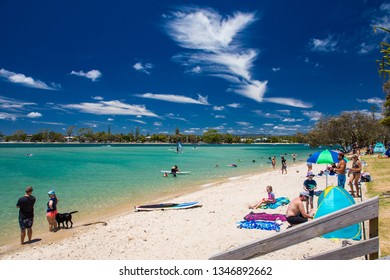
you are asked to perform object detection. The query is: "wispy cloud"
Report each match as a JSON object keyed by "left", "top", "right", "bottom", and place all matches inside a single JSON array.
[
  {"left": 236, "top": 121, "right": 251, "bottom": 126},
  {"left": 0, "top": 68, "right": 61, "bottom": 90},
  {"left": 165, "top": 113, "right": 187, "bottom": 121},
  {"left": 131, "top": 119, "right": 147, "bottom": 124},
  {"left": 309, "top": 35, "right": 338, "bottom": 52},
  {"left": 164, "top": 7, "right": 268, "bottom": 103},
  {"left": 31, "top": 121, "right": 65, "bottom": 126},
  {"left": 92, "top": 96, "right": 104, "bottom": 100},
  {"left": 61, "top": 100, "right": 158, "bottom": 117},
  {"left": 302, "top": 110, "right": 323, "bottom": 121},
  {"left": 272, "top": 67, "right": 281, "bottom": 72},
  {"left": 213, "top": 106, "right": 224, "bottom": 111},
  {"left": 137, "top": 93, "right": 210, "bottom": 105},
  {"left": 133, "top": 62, "right": 153, "bottom": 74},
  {"left": 0, "top": 95, "right": 37, "bottom": 112},
  {"left": 263, "top": 97, "right": 312, "bottom": 108},
  {"left": 70, "top": 69, "right": 102, "bottom": 82},
  {"left": 227, "top": 103, "right": 242, "bottom": 108},
  {"left": 0, "top": 112, "right": 17, "bottom": 121},
  {"left": 357, "top": 97, "right": 384, "bottom": 106}
]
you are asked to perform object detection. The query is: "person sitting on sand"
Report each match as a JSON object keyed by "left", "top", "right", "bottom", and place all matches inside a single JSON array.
[
  {"left": 286, "top": 192, "right": 314, "bottom": 226},
  {"left": 249, "top": 185, "right": 276, "bottom": 209}
]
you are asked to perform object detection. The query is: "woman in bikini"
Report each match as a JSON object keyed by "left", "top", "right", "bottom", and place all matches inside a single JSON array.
[{"left": 348, "top": 154, "right": 362, "bottom": 197}]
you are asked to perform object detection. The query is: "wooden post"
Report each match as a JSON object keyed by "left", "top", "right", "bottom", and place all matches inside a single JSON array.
[{"left": 369, "top": 217, "right": 379, "bottom": 260}]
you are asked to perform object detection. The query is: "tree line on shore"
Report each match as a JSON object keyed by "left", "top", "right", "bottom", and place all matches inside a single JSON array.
[{"left": 1, "top": 111, "right": 389, "bottom": 150}]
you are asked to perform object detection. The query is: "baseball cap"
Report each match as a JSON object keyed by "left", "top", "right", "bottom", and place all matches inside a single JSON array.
[
  {"left": 306, "top": 172, "right": 315, "bottom": 177},
  {"left": 47, "top": 190, "right": 55, "bottom": 195},
  {"left": 300, "top": 191, "right": 310, "bottom": 198}
]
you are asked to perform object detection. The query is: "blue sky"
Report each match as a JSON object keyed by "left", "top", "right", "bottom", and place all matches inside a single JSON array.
[{"left": 0, "top": 0, "right": 389, "bottom": 136}]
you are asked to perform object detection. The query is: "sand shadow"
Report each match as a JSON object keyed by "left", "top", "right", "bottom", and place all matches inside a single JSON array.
[{"left": 25, "top": 238, "right": 41, "bottom": 244}]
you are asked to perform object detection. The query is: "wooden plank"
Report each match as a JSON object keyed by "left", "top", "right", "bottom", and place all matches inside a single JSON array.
[
  {"left": 209, "top": 197, "right": 379, "bottom": 260},
  {"left": 306, "top": 237, "right": 379, "bottom": 260},
  {"left": 369, "top": 217, "right": 379, "bottom": 260}
]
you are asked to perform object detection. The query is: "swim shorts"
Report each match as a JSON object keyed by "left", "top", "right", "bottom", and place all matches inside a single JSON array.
[
  {"left": 19, "top": 216, "right": 34, "bottom": 230},
  {"left": 46, "top": 210, "right": 58, "bottom": 218},
  {"left": 286, "top": 214, "right": 308, "bottom": 225}
]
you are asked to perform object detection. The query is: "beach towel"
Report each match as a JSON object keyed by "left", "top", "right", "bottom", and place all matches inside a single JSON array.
[
  {"left": 237, "top": 220, "right": 281, "bottom": 232},
  {"left": 259, "top": 197, "right": 290, "bottom": 209},
  {"left": 244, "top": 212, "right": 287, "bottom": 222}
]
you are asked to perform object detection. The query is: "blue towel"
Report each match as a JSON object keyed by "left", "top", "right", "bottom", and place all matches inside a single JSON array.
[
  {"left": 237, "top": 220, "right": 281, "bottom": 231},
  {"left": 259, "top": 197, "right": 290, "bottom": 209}
]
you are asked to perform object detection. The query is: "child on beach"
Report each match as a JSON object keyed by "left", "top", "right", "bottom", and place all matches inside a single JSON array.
[
  {"left": 249, "top": 185, "right": 276, "bottom": 209},
  {"left": 303, "top": 172, "right": 317, "bottom": 214}
]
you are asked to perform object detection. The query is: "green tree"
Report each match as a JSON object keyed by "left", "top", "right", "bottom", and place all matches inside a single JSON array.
[
  {"left": 202, "top": 129, "right": 222, "bottom": 143},
  {"left": 306, "top": 112, "right": 389, "bottom": 151}
]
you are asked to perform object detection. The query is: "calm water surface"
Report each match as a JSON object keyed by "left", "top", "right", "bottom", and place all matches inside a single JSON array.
[{"left": 0, "top": 143, "right": 314, "bottom": 246}]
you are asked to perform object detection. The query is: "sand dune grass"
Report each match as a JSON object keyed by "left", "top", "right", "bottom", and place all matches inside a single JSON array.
[{"left": 362, "top": 155, "right": 390, "bottom": 257}]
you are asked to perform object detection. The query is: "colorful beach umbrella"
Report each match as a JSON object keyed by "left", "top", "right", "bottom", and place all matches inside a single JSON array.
[{"left": 307, "top": 149, "right": 340, "bottom": 164}]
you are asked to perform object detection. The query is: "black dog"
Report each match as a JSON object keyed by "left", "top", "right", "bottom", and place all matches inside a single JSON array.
[{"left": 56, "top": 211, "right": 78, "bottom": 228}]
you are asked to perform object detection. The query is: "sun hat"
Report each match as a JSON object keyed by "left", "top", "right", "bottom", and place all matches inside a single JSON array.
[
  {"left": 47, "top": 190, "right": 55, "bottom": 195},
  {"left": 306, "top": 172, "right": 315, "bottom": 177},
  {"left": 300, "top": 191, "right": 310, "bottom": 198}
]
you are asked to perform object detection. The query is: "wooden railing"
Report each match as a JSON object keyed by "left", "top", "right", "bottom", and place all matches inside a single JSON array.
[{"left": 209, "top": 196, "right": 379, "bottom": 260}]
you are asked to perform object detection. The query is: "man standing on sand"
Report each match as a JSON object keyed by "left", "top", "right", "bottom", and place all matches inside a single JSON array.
[
  {"left": 334, "top": 152, "right": 347, "bottom": 188},
  {"left": 16, "top": 186, "right": 36, "bottom": 244},
  {"left": 286, "top": 192, "right": 314, "bottom": 226}
]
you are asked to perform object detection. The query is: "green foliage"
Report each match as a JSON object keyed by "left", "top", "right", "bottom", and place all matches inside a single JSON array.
[{"left": 306, "top": 112, "right": 390, "bottom": 151}]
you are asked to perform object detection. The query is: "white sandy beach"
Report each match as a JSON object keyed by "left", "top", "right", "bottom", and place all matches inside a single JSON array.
[{"left": 0, "top": 163, "right": 364, "bottom": 260}]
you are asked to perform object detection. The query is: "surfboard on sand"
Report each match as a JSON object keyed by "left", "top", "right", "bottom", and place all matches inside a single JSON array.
[
  {"left": 160, "top": 170, "right": 191, "bottom": 174},
  {"left": 134, "top": 201, "right": 201, "bottom": 211}
]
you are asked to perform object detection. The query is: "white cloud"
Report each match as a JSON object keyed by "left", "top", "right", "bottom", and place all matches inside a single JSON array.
[
  {"left": 0, "top": 112, "right": 17, "bottom": 121},
  {"left": 236, "top": 121, "right": 251, "bottom": 126},
  {"left": 302, "top": 110, "right": 323, "bottom": 121},
  {"left": 133, "top": 62, "right": 153, "bottom": 74},
  {"left": 165, "top": 113, "right": 187, "bottom": 121},
  {"left": 227, "top": 103, "right": 242, "bottom": 108},
  {"left": 358, "top": 43, "right": 375, "bottom": 54},
  {"left": 31, "top": 121, "right": 65, "bottom": 126},
  {"left": 357, "top": 97, "right": 384, "bottom": 106},
  {"left": 132, "top": 119, "right": 147, "bottom": 124},
  {"left": 309, "top": 35, "right": 338, "bottom": 52},
  {"left": 61, "top": 100, "right": 158, "bottom": 117},
  {"left": 272, "top": 67, "right": 281, "bottom": 72},
  {"left": 70, "top": 69, "right": 102, "bottom": 82},
  {"left": 137, "top": 93, "right": 209, "bottom": 105},
  {"left": 186, "top": 66, "right": 202, "bottom": 74},
  {"left": 213, "top": 106, "right": 224, "bottom": 111},
  {"left": 0, "top": 95, "right": 37, "bottom": 111},
  {"left": 164, "top": 8, "right": 256, "bottom": 52},
  {"left": 263, "top": 97, "right": 313, "bottom": 108},
  {"left": 164, "top": 8, "right": 270, "bottom": 103},
  {"left": 0, "top": 68, "right": 61, "bottom": 90},
  {"left": 107, "top": 118, "right": 114, "bottom": 121},
  {"left": 230, "top": 80, "right": 267, "bottom": 102},
  {"left": 92, "top": 96, "right": 104, "bottom": 100},
  {"left": 27, "top": 112, "right": 42, "bottom": 118},
  {"left": 215, "top": 115, "right": 225, "bottom": 119},
  {"left": 153, "top": 122, "right": 163, "bottom": 126}
]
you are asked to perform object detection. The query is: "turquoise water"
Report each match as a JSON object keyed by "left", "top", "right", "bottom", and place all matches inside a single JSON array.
[{"left": 0, "top": 143, "right": 313, "bottom": 246}]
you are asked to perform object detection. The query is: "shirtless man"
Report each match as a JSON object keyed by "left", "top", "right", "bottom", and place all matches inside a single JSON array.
[
  {"left": 286, "top": 192, "right": 314, "bottom": 226},
  {"left": 334, "top": 152, "right": 347, "bottom": 188}
]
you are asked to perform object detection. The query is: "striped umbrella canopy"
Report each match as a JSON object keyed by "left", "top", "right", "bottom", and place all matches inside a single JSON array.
[{"left": 307, "top": 149, "right": 340, "bottom": 164}]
